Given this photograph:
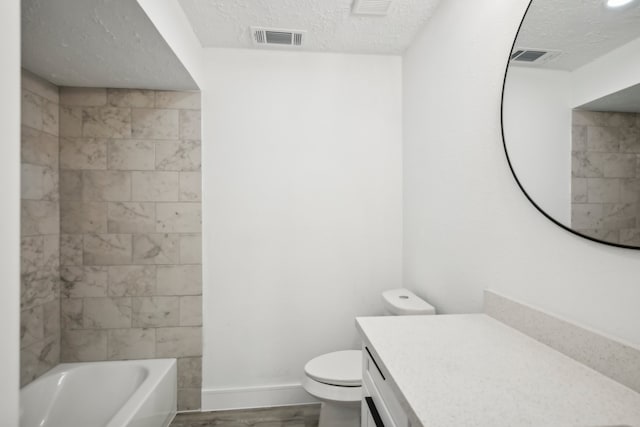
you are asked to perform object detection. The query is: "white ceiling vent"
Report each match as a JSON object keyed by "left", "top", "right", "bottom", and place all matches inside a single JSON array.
[
  {"left": 352, "top": 0, "right": 393, "bottom": 16},
  {"left": 510, "top": 48, "right": 562, "bottom": 65},
  {"left": 251, "top": 27, "right": 306, "bottom": 48}
]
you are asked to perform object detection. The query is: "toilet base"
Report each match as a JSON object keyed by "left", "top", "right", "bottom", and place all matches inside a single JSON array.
[{"left": 318, "top": 400, "right": 361, "bottom": 427}]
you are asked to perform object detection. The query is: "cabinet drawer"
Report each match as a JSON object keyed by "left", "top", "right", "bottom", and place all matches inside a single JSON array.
[
  {"left": 362, "top": 375, "right": 396, "bottom": 427},
  {"left": 363, "top": 345, "right": 408, "bottom": 427}
]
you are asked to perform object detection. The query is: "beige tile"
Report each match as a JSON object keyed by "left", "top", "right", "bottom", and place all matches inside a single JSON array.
[
  {"left": 21, "top": 335, "right": 59, "bottom": 387},
  {"left": 43, "top": 299, "right": 60, "bottom": 338},
  {"left": 107, "top": 202, "right": 155, "bottom": 233},
  {"left": 21, "top": 200, "right": 59, "bottom": 236},
  {"left": 84, "top": 297, "right": 132, "bottom": 329},
  {"left": 156, "top": 203, "right": 201, "bottom": 233},
  {"left": 602, "top": 153, "right": 636, "bottom": 178},
  {"left": 60, "top": 87, "right": 107, "bottom": 106},
  {"left": 180, "top": 110, "right": 201, "bottom": 140},
  {"left": 83, "top": 107, "right": 132, "bottom": 138},
  {"left": 177, "top": 357, "right": 202, "bottom": 388},
  {"left": 179, "top": 172, "right": 201, "bottom": 202},
  {"left": 602, "top": 203, "right": 637, "bottom": 230},
  {"left": 21, "top": 306, "right": 44, "bottom": 348},
  {"left": 107, "top": 139, "right": 155, "bottom": 170},
  {"left": 107, "top": 89, "right": 155, "bottom": 108},
  {"left": 586, "top": 178, "right": 619, "bottom": 203},
  {"left": 22, "top": 89, "right": 43, "bottom": 130},
  {"left": 155, "top": 91, "right": 201, "bottom": 110},
  {"left": 156, "top": 140, "right": 201, "bottom": 171},
  {"left": 42, "top": 99, "right": 59, "bottom": 136},
  {"left": 60, "top": 266, "right": 108, "bottom": 298},
  {"left": 22, "top": 70, "right": 59, "bottom": 103},
  {"left": 177, "top": 388, "right": 201, "bottom": 411},
  {"left": 572, "top": 110, "right": 607, "bottom": 127},
  {"left": 132, "top": 171, "right": 179, "bottom": 202},
  {"left": 60, "top": 170, "right": 83, "bottom": 201},
  {"left": 588, "top": 126, "right": 638, "bottom": 152},
  {"left": 572, "top": 178, "right": 587, "bottom": 203},
  {"left": 180, "top": 234, "right": 202, "bottom": 264},
  {"left": 156, "top": 326, "right": 201, "bottom": 357},
  {"left": 21, "top": 262, "right": 59, "bottom": 312},
  {"left": 620, "top": 179, "right": 640, "bottom": 203},
  {"left": 82, "top": 170, "right": 131, "bottom": 201},
  {"left": 60, "top": 106, "right": 83, "bottom": 137},
  {"left": 21, "top": 126, "right": 58, "bottom": 167},
  {"left": 108, "top": 265, "right": 156, "bottom": 297},
  {"left": 620, "top": 229, "right": 640, "bottom": 246},
  {"left": 21, "top": 164, "right": 58, "bottom": 201},
  {"left": 132, "top": 296, "right": 180, "bottom": 327},
  {"left": 133, "top": 233, "right": 180, "bottom": 264},
  {"left": 605, "top": 112, "right": 637, "bottom": 128},
  {"left": 571, "top": 204, "right": 604, "bottom": 229},
  {"left": 572, "top": 151, "right": 604, "bottom": 178},
  {"left": 61, "top": 298, "right": 83, "bottom": 329},
  {"left": 84, "top": 233, "right": 133, "bottom": 265},
  {"left": 60, "top": 137, "right": 108, "bottom": 170},
  {"left": 132, "top": 109, "right": 179, "bottom": 139},
  {"left": 60, "top": 201, "right": 107, "bottom": 234},
  {"left": 180, "top": 296, "right": 202, "bottom": 326},
  {"left": 156, "top": 265, "right": 202, "bottom": 295},
  {"left": 107, "top": 328, "right": 156, "bottom": 360},
  {"left": 61, "top": 330, "right": 107, "bottom": 362}
]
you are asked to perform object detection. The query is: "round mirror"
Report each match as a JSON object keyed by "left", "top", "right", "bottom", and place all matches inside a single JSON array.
[{"left": 502, "top": 0, "right": 640, "bottom": 248}]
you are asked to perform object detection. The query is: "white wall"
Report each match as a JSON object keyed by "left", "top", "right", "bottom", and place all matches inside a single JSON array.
[
  {"left": 202, "top": 49, "right": 402, "bottom": 409},
  {"left": 503, "top": 67, "right": 572, "bottom": 224},
  {"left": 572, "top": 36, "right": 640, "bottom": 108},
  {"left": 403, "top": 0, "right": 640, "bottom": 345},
  {"left": 0, "top": 0, "right": 21, "bottom": 424}
]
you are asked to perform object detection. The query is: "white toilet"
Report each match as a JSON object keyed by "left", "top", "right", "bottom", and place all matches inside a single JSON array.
[{"left": 302, "top": 288, "right": 435, "bottom": 427}]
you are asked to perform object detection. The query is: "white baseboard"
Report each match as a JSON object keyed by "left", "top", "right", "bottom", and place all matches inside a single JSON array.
[{"left": 201, "top": 383, "right": 319, "bottom": 411}]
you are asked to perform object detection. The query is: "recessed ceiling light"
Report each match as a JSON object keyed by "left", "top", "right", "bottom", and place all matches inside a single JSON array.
[{"left": 607, "top": 0, "right": 635, "bottom": 8}]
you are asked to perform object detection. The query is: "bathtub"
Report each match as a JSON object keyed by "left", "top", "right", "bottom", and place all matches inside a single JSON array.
[{"left": 20, "top": 359, "right": 177, "bottom": 427}]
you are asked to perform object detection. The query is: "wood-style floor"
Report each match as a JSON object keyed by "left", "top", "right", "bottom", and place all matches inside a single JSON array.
[{"left": 170, "top": 404, "right": 321, "bottom": 427}]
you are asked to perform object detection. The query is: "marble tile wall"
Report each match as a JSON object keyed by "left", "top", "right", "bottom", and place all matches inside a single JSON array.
[
  {"left": 58, "top": 88, "right": 202, "bottom": 410},
  {"left": 571, "top": 110, "right": 640, "bottom": 245},
  {"left": 20, "top": 70, "right": 61, "bottom": 387}
]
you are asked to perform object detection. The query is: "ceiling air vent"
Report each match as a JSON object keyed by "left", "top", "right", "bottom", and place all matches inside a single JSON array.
[
  {"left": 352, "top": 0, "right": 393, "bottom": 16},
  {"left": 510, "top": 48, "right": 562, "bottom": 65},
  {"left": 251, "top": 27, "right": 306, "bottom": 48}
]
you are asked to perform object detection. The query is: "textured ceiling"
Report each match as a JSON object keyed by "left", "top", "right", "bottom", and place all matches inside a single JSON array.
[
  {"left": 514, "top": 0, "right": 640, "bottom": 70},
  {"left": 177, "top": 0, "right": 442, "bottom": 54},
  {"left": 22, "top": 0, "right": 197, "bottom": 90}
]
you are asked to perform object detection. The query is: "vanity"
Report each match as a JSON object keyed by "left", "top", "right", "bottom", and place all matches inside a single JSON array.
[{"left": 357, "top": 314, "right": 640, "bottom": 427}]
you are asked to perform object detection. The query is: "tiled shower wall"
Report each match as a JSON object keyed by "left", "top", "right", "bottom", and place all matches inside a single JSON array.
[
  {"left": 571, "top": 110, "right": 640, "bottom": 245},
  {"left": 57, "top": 87, "right": 202, "bottom": 409},
  {"left": 20, "top": 70, "right": 61, "bottom": 386}
]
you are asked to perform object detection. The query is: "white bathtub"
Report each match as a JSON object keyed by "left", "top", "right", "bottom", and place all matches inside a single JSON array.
[{"left": 20, "top": 359, "right": 177, "bottom": 427}]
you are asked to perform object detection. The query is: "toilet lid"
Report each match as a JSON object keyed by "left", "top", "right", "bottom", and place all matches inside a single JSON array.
[{"left": 304, "top": 350, "right": 362, "bottom": 387}]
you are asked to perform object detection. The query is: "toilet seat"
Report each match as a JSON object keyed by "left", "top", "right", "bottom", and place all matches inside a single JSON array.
[
  {"left": 303, "top": 350, "right": 362, "bottom": 403},
  {"left": 304, "top": 350, "right": 362, "bottom": 387}
]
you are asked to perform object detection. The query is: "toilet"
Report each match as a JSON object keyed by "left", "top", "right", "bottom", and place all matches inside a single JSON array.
[{"left": 302, "top": 288, "right": 435, "bottom": 427}]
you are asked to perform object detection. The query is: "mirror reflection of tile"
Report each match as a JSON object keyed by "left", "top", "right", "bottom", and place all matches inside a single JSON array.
[{"left": 571, "top": 110, "right": 640, "bottom": 245}]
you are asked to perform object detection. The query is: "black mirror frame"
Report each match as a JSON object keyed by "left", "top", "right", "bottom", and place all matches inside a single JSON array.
[{"left": 500, "top": 0, "right": 640, "bottom": 250}]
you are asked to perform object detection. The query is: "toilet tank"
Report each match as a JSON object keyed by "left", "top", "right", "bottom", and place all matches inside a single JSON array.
[{"left": 382, "top": 289, "right": 436, "bottom": 315}]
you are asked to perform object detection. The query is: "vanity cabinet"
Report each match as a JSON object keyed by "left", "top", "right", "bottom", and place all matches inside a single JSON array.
[{"left": 361, "top": 346, "right": 409, "bottom": 427}]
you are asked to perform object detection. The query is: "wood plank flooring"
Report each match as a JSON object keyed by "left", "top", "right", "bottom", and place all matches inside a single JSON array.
[{"left": 170, "top": 404, "right": 321, "bottom": 427}]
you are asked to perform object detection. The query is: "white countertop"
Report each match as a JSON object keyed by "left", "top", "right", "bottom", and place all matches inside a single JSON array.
[{"left": 356, "top": 314, "right": 640, "bottom": 427}]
